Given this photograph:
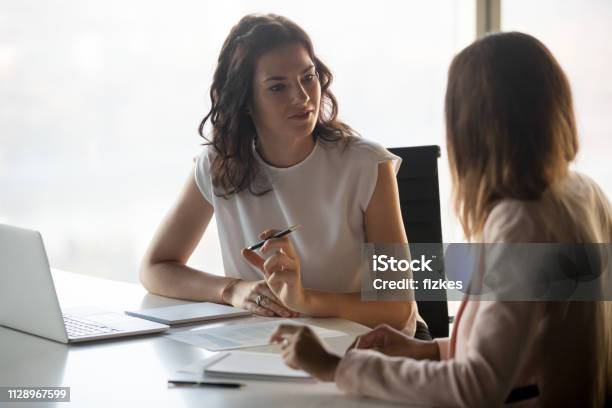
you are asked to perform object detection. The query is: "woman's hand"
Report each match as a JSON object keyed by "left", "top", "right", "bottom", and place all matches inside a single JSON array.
[
  {"left": 347, "top": 324, "right": 440, "bottom": 360},
  {"left": 270, "top": 324, "right": 341, "bottom": 382},
  {"left": 242, "top": 229, "right": 307, "bottom": 312},
  {"left": 224, "top": 279, "right": 299, "bottom": 318}
]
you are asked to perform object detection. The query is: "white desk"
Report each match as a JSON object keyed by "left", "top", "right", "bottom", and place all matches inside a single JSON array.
[{"left": 0, "top": 269, "right": 407, "bottom": 407}]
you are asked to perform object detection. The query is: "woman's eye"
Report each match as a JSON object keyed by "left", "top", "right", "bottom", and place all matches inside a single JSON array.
[
  {"left": 270, "top": 84, "right": 285, "bottom": 92},
  {"left": 303, "top": 73, "right": 317, "bottom": 82}
]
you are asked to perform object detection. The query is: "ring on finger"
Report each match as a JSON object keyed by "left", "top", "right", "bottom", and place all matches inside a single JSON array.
[
  {"left": 255, "top": 294, "right": 263, "bottom": 307},
  {"left": 281, "top": 338, "right": 289, "bottom": 347}
]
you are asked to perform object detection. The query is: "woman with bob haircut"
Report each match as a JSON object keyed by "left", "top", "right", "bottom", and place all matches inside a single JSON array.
[
  {"left": 271, "top": 32, "right": 612, "bottom": 407},
  {"left": 139, "top": 14, "right": 422, "bottom": 334}
]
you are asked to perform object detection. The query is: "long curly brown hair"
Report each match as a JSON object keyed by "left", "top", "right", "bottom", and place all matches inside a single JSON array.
[{"left": 199, "top": 13, "right": 356, "bottom": 198}]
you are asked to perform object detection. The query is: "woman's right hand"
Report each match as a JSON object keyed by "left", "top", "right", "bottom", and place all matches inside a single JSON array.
[
  {"left": 347, "top": 324, "right": 440, "bottom": 360},
  {"left": 224, "top": 280, "right": 299, "bottom": 318}
]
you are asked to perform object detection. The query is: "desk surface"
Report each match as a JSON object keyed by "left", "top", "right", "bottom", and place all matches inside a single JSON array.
[{"left": 0, "top": 269, "right": 407, "bottom": 407}]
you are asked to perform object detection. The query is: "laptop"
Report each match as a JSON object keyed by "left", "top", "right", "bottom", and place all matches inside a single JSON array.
[{"left": 0, "top": 223, "right": 169, "bottom": 343}]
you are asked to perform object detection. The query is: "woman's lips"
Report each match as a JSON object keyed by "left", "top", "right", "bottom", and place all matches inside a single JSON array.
[{"left": 289, "top": 110, "right": 313, "bottom": 120}]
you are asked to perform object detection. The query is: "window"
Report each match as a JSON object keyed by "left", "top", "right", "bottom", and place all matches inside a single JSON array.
[
  {"left": 502, "top": 0, "right": 612, "bottom": 199},
  {"left": 1, "top": 1, "right": 473, "bottom": 282}
]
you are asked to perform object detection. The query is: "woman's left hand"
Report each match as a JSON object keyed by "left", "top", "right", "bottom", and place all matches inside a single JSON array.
[
  {"left": 242, "top": 229, "right": 307, "bottom": 311},
  {"left": 270, "top": 324, "right": 341, "bottom": 382}
]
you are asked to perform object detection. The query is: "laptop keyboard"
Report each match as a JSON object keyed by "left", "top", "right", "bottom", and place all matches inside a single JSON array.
[{"left": 63, "top": 314, "right": 121, "bottom": 338}]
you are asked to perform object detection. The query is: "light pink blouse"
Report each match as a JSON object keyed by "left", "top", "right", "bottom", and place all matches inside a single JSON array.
[{"left": 335, "top": 172, "right": 612, "bottom": 407}]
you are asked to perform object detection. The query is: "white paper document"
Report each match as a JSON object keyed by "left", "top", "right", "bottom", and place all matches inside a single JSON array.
[
  {"left": 206, "top": 351, "right": 313, "bottom": 381},
  {"left": 175, "top": 351, "right": 313, "bottom": 383},
  {"left": 168, "top": 319, "right": 345, "bottom": 351}
]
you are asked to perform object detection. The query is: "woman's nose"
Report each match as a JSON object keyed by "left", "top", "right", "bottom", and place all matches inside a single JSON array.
[{"left": 291, "top": 82, "right": 310, "bottom": 105}]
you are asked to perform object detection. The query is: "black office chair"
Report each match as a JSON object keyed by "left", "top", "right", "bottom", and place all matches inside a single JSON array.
[{"left": 388, "top": 145, "right": 449, "bottom": 338}]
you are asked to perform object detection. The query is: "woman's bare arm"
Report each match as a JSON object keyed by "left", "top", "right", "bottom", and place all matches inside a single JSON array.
[{"left": 139, "top": 169, "right": 236, "bottom": 302}]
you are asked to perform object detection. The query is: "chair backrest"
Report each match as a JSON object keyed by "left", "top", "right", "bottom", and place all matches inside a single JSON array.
[{"left": 388, "top": 145, "right": 449, "bottom": 338}]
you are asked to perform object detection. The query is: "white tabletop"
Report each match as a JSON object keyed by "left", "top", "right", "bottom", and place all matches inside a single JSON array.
[{"left": 0, "top": 269, "right": 410, "bottom": 407}]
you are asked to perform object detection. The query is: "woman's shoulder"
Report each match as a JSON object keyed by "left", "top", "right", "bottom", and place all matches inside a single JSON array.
[
  {"left": 194, "top": 143, "right": 223, "bottom": 176},
  {"left": 564, "top": 171, "right": 612, "bottom": 240},
  {"left": 482, "top": 171, "right": 612, "bottom": 242},
  {"left": 565, "top": 172, "right": 611, "bottom": 207},
  {"left": 193, "top": 143, "right": 222, "bottom": 202},
  {"left": 343, "top": 136, "right": 391, "bottom": 156},
  {"left": 482, "top": 199, "right": 541, "bottom": 242},
  {"left": 324, "top": 136, "right": 400, "bottom": 166},
  {"left": 196, "top": 143, "right": 218, "bottom": 161}
]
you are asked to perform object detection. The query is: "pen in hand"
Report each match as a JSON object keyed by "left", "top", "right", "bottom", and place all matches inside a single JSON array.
[{"left": 247, "top": 225, "right": 301, "bottom": 251}]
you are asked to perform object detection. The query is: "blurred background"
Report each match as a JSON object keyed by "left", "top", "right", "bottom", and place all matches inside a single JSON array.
[{"left": 1, "top": 0, "right": 610, "bottom": 284}]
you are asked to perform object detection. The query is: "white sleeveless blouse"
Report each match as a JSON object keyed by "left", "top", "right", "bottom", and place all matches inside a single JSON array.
[{"left": 194, "top": 137, "right": 401, "bottom": 292}]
